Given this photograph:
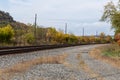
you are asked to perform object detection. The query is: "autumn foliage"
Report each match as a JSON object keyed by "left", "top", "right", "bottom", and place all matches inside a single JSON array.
[
  {"left": 114, "top": 33, "right": 120, "bottom": 45},
  {"left": 0, "top": 24, "right": 113, "bottom": 46},
  {"left": 0, "top": 24, "right": 14, "bottom": 43}
]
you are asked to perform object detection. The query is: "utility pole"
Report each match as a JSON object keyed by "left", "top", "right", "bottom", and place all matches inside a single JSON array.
[
  {"left": 96, "top": 31, "right": 98, "bottom": 37},
  {"left": 65, "top": 23, "right": 67, "bottom": 34},
  {"left": 82, "top": 27, "right": 84, "bottom": 37},
  {"left": 34, "top": 14, "right": 37, "bottom": 45}
]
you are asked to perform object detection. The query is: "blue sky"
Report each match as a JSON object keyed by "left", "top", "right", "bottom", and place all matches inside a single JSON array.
[{"left": 0, "top": 0, "right": 117, "bottom": 36}]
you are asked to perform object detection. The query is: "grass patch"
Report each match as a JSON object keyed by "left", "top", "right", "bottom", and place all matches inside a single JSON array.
[
  {"left": 89, "top": 44, "right": 120, "bottom": 69},
  {"left": 76, "top": 53, "right": 105, "bottom": 80},
  {"left": 101, "top": 44, "right": 120, "bottom": 59}
]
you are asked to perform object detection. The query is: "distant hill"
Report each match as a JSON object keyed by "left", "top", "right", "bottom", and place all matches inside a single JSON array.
[
  {"left": 0, "top": 10, "right": 28, "bottom": 30},
  {"left": 0, "top": 11, "right": 14, "bottom": 23}
]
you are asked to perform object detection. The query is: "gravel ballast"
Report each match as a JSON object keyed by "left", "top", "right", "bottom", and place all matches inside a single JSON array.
[{"left": 0, "top": 44, "right": 120, "bottom": 80}]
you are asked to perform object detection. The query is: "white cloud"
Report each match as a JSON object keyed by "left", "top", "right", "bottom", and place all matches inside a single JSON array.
[
  {"left": 4, "top": 0, "right": 116, "bottom": 35},
  {"left": 73, "top": 22, "right": 113, "bottom": 36},
  {"left": 9, "top": 0, "right": 31, "bottom": 5}
]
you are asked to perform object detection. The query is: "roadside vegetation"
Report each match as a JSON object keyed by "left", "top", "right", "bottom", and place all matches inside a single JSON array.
[
  {"left": 89, "top": 44, "right": 120, "bottom": 69},
  {"left": 100, "top": 0, "right": 120, "bottom": 59},
  {"left": 89, "top": 0, "right": 120, "bottom": 67},
  {"left": 101, "top": 44, "right": 120, "bottom": 59},
  {"left": 0, "top": 24, "right": 112, "bottom": 46},
  {"left": 0, "top": 24, "right": 14, "bottom": 45},
  {"left": 0, "top": 10, "right": 113, "bottom": 46}
]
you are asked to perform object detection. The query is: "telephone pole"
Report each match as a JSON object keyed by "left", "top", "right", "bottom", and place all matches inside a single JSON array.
[
  {"left": 34, "top": 14, "right": 37, "bottom": 45},
  {"left": 96, "top": 31, "right": 98, "bottom": 37},
  {"left": 82, "top": 27, "right": 84, "bottom": 37},
  {"left": 65, "top": 23, "right": 67, "bottom": 34}
]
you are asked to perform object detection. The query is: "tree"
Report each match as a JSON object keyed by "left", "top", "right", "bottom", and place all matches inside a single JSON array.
[
  {"left": 24, "top": 33, "right": 35, "bottom": 45},
  {"left": 46, "top": 27, "right": 57, "bottom": 42},
  {"left": 101, "top": 0, "right": 120, "bottom": 34},
  {"left": 105, "top": 35, "right": 112, "bottom": 43},
  {"left": 101, "top": 1, "right": 116, "bottom": 22},
  {"left": 68, "top": 34, "right": 78, "bottom": 44},
  {"left": 111, "top": 12, "right": 120, "bottom": 34},
  {"left": 89, "top": 35, "right": 95, "bottom": 43},
  {"left": 55, "top": 32, "right": 64, "bottom": 44},
  {"left": 83, "top": 37, "right": 90, "bottom": 44},
  {"left": 0, "top": 24, "right": 14, "bottom": 43}
]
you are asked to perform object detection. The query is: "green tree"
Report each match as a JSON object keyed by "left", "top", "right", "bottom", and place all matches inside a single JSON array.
[
  {"left": 101, "top": 1, "right": 116, "bottom": 22},
  {"left": 111, "top": 12, "right": 120, "bottom": 34},
  {"left": 101, "top": 0, "right": 120, "bottom": 34}
]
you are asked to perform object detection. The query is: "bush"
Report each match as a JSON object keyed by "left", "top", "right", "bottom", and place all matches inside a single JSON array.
[
  {"left": 115, "top": 33, "right": 120, "bottom": 41},
  {"left": 24, "top": 33, "right": 35, "bottom": 44},
  {"left": 0, "top": 24, "right": 14, "bottom": 43},
  {"left": 117, "top": 40, "right": 120, "bottom": 46},
  {"left": 102, "top": 44, "right": 120, "bottom": 58}
]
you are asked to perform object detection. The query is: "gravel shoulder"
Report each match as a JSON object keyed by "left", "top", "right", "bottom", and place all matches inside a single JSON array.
[{"left": 0, "top": 44, "right": 120, "bottom": 80}]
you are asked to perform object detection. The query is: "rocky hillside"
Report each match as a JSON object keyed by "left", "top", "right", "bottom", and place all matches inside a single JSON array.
[
  {"left": 0, "top": 11, "right": 14, "bottom": 23},
  {"left": 0, "top": 10, "right": 28, "bottom": 29}
]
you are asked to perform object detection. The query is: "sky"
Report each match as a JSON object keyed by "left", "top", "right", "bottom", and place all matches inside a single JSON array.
[{"left": 0, "top": 0, "right": 118, "bottom": 36}]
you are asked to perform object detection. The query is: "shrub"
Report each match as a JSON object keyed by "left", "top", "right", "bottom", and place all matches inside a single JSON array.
[
  {"left": 115, "top": 33, "right": 120, "bottom": 41},
  {"left": 0, "top": 24, "right": 14, "bottom": 43}
]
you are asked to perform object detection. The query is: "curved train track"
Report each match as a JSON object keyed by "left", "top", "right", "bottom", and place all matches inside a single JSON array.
[
  {"left": 0, "top": 44, "right": 88, "bottom": 55},
  {"left": 0, "top": 43, "right": 105, "bottom": 56}
]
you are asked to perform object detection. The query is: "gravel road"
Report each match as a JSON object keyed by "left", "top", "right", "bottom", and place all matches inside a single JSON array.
[{"left": 0, "top": 44, "right": 120, "bottom": 80}]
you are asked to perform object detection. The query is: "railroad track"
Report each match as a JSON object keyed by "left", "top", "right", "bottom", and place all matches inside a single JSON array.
[
  {"left": 0, "top": 44, "right": 87, "bottom": 55},
  {"left": 0, "top": 43, "right": 107, "bottom": 56}
]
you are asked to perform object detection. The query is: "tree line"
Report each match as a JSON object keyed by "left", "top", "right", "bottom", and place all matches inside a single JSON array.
[
  {"left": 0, "top": 9, "right": 114, "bottom": 46},
  {"left": 0, "top": 24, "right": 112, "bottom": 46}
]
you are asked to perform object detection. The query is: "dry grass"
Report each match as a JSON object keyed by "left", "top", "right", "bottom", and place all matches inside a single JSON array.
[
  {"left": 76, "top": 53, "right": 105, "bottom": 80},
  {"left": 0, "top": 53, "right": 68, "bottom": 80},
  {"left": 28, "top": 77, "right": 45, "bottom": 80},
  {"left": 89, "top": 47, "right": 120, "bottom": 69},
  {"left": 62, "top": 61, "right": 73, "bottom": 68},
  {"left": 76, "top": 54, "right": 81, "bottom": 59}
]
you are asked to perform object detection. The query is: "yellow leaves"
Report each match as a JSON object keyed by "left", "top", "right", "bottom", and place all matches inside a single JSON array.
[
  {"left": 55, "top": 32, "right": 64, "bottom": 43},
  {"left": 24, "top": 33, "right": 35, "bottom": 44},
  {"left": 45, "top": 27, "right": 112, "bottom": 44},
  {"left": 46, "top": 27, "right": 57, "bottom": 39},
  {"left": 89, "top": 35, "right": 95, "bottom": 43},
  {"left": 3, "top": 24, "right": 14, "bottom": 36},
  {"left": 0, "top": 24, "right": 14, "bottom": 42}
]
